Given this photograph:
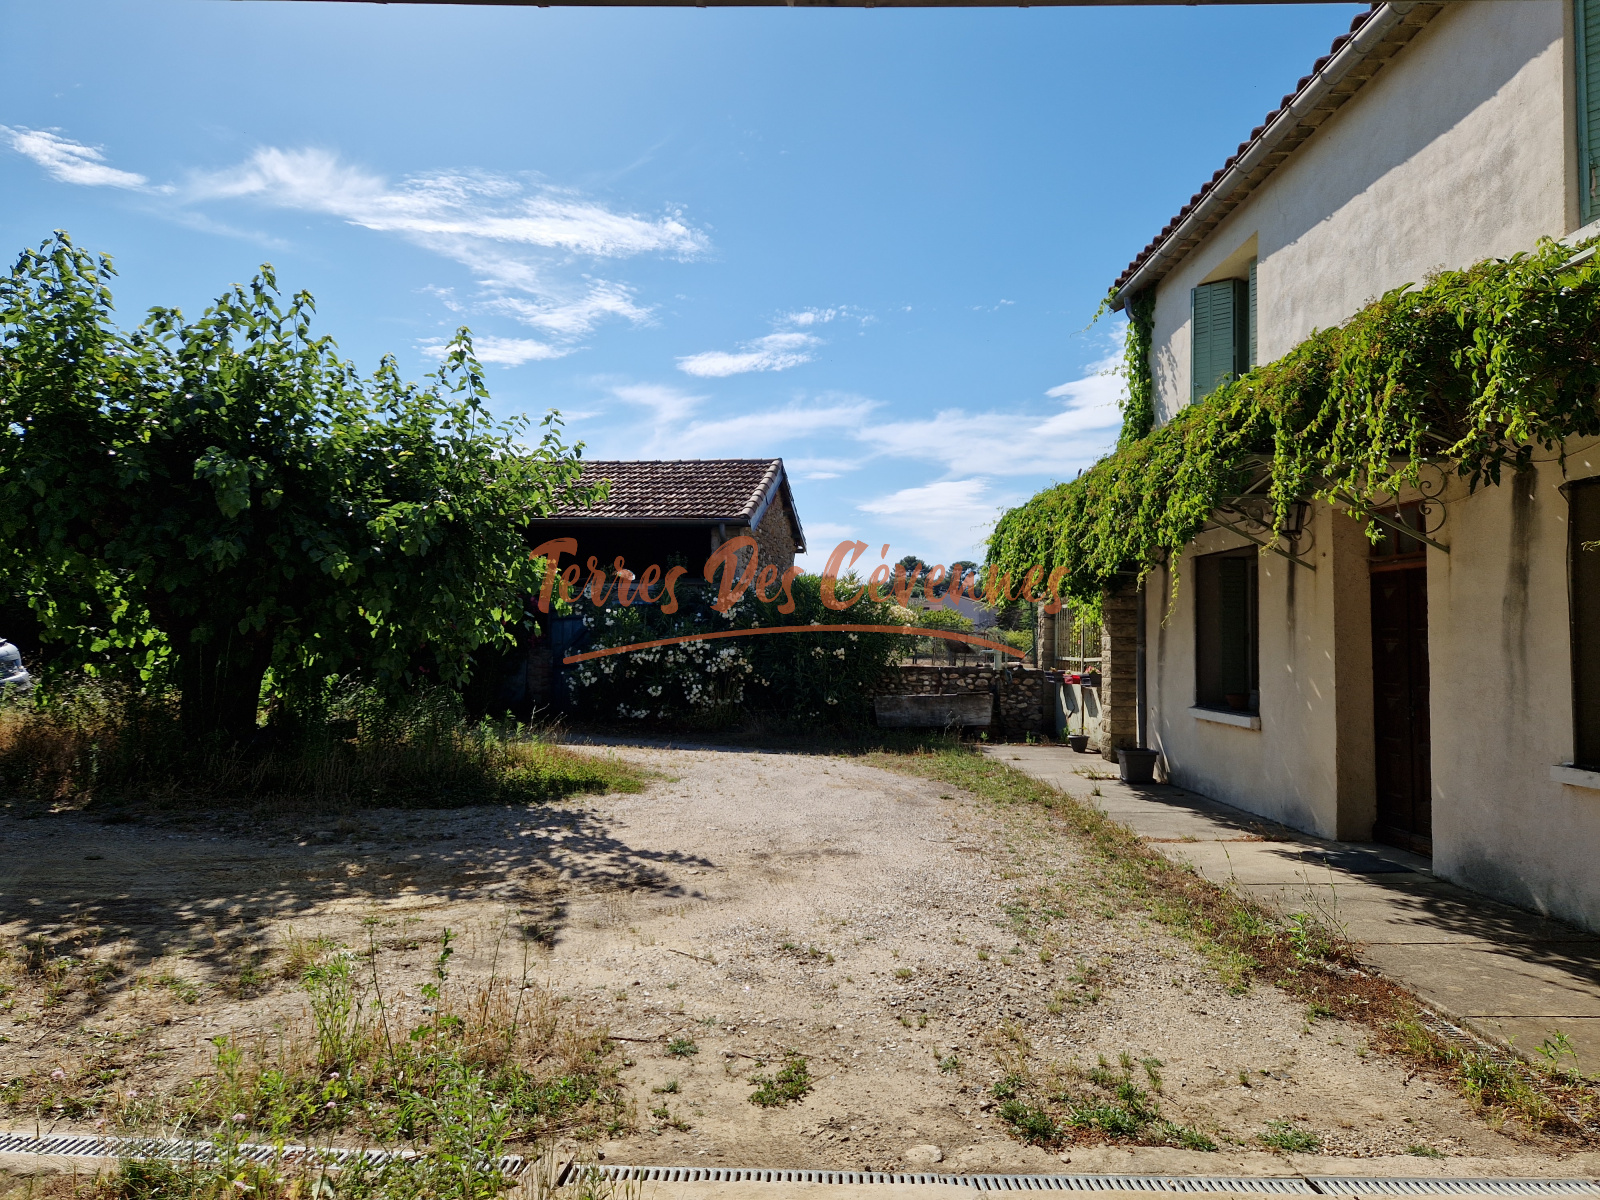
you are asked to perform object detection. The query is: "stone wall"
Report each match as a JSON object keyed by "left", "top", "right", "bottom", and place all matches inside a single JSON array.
[
  {"left": 1099, "top": 586, "right": 1140, "bottom": 759},
  {"left": 873, "top": 664, "right": 1050, "bottom": 735},
  {"left": 751, "top": 488, "right": 799, "bottom": 571}
]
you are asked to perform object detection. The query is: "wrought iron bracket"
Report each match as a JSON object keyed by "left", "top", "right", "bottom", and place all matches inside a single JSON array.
[
  {"left": 1330, "top": 490, "right": 1450, "bottom": 554},
  {"left": 1207, "top": 512, "right": 1317, "bottom": 572}
]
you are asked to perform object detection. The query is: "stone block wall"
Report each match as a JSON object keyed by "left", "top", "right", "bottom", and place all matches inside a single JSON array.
[
  {"left": 1099, "top": 586, "right": 1140, "bottom": 760},
  {"left": 873, "top": 664, "right": 1050, "bottom": 735}
]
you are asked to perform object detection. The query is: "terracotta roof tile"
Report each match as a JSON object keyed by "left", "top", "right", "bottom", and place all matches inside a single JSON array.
[{"left": 553, "top": 459, "right": 786, "bottom": 523}]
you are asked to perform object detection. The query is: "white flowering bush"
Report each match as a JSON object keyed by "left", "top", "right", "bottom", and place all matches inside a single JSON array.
[{"left": 567, "top": 575, "right": 909, "bottom": 729}]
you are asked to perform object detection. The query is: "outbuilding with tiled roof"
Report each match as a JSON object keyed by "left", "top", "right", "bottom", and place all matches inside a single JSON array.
[{"left": 528, "top": 458, "right": 805, "bottom": 578}]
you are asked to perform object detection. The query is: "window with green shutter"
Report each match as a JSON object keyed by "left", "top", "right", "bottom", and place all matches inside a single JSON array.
[
  {"left": 1195, "top": 547, "right": 1259, "bottom": 712},
  {"left": 1577, "top": 0, "right": 1600, "bottom": 224},
  {"left": 1248, "top": 259, "right": 1258, "bottom": 368},
  {"left": 1191, "top": 278, "right": 1250, "bottom": 403}
]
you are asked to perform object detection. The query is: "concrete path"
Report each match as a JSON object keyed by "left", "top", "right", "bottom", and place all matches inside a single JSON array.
[{"left": 984, "top": 745, "right": 1600, "bottom": 1075}]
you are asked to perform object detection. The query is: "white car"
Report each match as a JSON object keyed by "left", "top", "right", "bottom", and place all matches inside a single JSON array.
[{"left": 0, "top": 639, "right": 30, "bottom": 692}]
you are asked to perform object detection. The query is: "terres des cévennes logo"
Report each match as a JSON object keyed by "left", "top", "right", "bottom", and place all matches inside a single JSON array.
[{"left": 530, "top": 537, "right": 1067, "bottom": 665}]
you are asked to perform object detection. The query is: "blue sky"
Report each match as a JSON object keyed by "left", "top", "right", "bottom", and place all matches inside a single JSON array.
[{"left": 0, "top": 0, "right": 1361, "bottom": 569}]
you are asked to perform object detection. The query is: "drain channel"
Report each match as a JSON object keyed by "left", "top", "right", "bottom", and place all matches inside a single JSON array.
[
  {"left": 572, "top": 1167, "right": 1600, "bottom": 1195},
  {"left": 2, "top": 1139, "right": 1594, "bottom": 1196},
  {"left": 0, "top": 1131, "right": 526, "bottom": 1177}
]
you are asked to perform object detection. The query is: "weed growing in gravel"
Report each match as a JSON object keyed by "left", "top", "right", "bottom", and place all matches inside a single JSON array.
[
  {"left": 938, "top": 1056, "right": 962, "bottom": 1073},
  {"left": 666, "top": 1037, "right": 699, "bottom": 1058},
  {"left": 652, "top": 1079, "right": 680, "bottom": 1094},
  {"left": 990, "top": 1054, "right": 1214, "bottom": 1152},
  {"left": 1406, "top": 1144, "right": 1445, "bottom": 1158},
  {"left": 1258, "top": 1120, "right": 1321, "bottom": 1152},
  {"left": 748, "top": 1053, "right": 812, "bottom": 1107},
  {"left": 1457, "top": 1052, "right": 1558, "bottom": 1125}
]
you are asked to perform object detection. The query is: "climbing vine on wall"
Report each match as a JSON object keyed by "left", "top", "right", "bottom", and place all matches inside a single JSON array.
[
  {"left": 1118, "top": 287, "right": 1157, "bottom": 446},
  {"left": 988, "top": 237, "right": 1600, "bottom": 607}
]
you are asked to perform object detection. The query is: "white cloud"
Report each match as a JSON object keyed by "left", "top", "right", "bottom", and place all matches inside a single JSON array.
[
  {"left": 856, "top": 478, "right": 1017, "bottom": 562},
  {"left": 784, "top": 308, "right": 838, "bottom": 327},
  {"left": 612, "top": 382, "right": 706, "bottom": 425},
  {"left": 482, "top": 283, "right": 651, "bottom": 339},
  {"left": 677, "top": 331, "right": 821, "bottom": 378},
  {"left": 855, "top": 340, "right": 1125, "bottom": 476},
  {"left": 421, "top": 334, "right": 565, "bottom": 367},
  {"left": 1, "top": 126, "right": 147, "bottom": 189},
  {"left": 185, "top": 148, "right": 704, "bottom": 258},
  {"left": 177, "top": 147, "right": 707, "bottom": 351},
  {"left": 787, "top": 455, "right": 866, "bottom": 481}
]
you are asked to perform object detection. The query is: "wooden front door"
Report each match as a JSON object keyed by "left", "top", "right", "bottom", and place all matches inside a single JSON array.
[{"left": 1371, "top": 565, "right": 1432, "bottom": 854}]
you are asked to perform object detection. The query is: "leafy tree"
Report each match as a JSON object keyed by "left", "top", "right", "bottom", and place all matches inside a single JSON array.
[{"left": 0, "top": 234, "right": 597, "bottom": 739}]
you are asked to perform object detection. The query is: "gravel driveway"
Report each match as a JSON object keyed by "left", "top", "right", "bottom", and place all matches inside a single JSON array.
[{"left": 1, "top": 743, "right": 1593, "bottom": 1178}]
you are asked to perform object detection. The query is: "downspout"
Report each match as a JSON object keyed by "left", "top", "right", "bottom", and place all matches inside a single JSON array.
[{"left": 1136, "top": 581, "right": 1148, "bottom": 750}]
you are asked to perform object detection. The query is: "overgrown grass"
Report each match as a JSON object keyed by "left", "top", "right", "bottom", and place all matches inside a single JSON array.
[
  {"left": 870, "top": 740, "right": 1600, "bottom": 1144},
  {"left": 4, "top": 930, "right": 627, "bottom": 1200},
  {"left": 173, "top": 933, "right": 629, "bottom": 1146},
  {"left": 0, "top": 682, "right": 643, "bottom": 811}
]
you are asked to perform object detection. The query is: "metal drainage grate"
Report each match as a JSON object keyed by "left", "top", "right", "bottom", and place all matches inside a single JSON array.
[
  {"left": 1311, "top": 1184, "right": 1600, "bottom": 1197},
  {"left": 570, "top": 1167, "right": 1315, "bottom": 1192},
  {"left": 0, "top": 1131, "right": 525, "bottom": 1177},
  {"left": 571, "top": 1167, "right": 1600, "bottom": 1196}
]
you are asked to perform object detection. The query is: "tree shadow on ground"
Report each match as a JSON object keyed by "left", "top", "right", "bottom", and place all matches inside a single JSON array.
[{"left": 0, "top": 797, "right": 712, "bottom": 1012}]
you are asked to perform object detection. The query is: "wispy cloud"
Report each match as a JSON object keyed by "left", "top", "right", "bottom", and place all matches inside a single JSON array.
[
  {"left": 677, "top": 331, "right": 821, "bottom": 378},
  {"left": 856, "top": 337, "right": 1125, "bottom": 476},
  {"left": 856, "top": 478, "right": 1017, "bottom": 558},
  {"left": 676, "top": 303, "right": 865, "bottom": 378},
  {"left": 183, "top": 148, "right": 704, "bottom": 258},
  {"left": 601, "top": 382, "right": 873, "bottom": 457},
  {"left": 611, "top": 382, "right": 707, "bottom": 426},
  {"left": 178, "top": 147, "right": 707, "bottom": 353},
  {"left": 1, "top": 126, "right": 147, "bottom": 189},
  {"left": 5, "top": 130, "right": 705, "bottom": 362},
  {"left": 420, "top": 334, "right": 566, "bottom": 367}
]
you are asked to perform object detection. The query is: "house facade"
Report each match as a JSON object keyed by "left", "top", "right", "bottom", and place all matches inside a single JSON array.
[{"left": 1101, "top": 0, "right": 1600, "bottom": 930}]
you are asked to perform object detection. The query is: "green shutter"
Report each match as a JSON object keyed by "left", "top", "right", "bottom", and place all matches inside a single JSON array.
[
  {"left": 1191, "top": 278, "right": 1251, "bottom": 402},
  {"left": 1248, "top": 259, "right": 1258, "bottom": 368},
  {"left": 1578, "top": 0, "right": 1600, "bottom": 223}
]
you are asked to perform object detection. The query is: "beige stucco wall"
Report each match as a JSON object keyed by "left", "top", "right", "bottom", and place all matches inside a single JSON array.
[
  {"left": 1150, "top": 0, "right": 1572, "bottom": 425},
  {"left": 1428, "top": 448, "right": 1600, "bottom": 929},
  {"left": 1146, "top": 503, "right": 1375, "bottom": 841}
]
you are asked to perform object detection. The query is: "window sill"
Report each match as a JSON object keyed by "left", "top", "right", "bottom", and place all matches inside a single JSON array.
[
  {"left": 1551, "top": 764, "right": 1600, "bottom": 791},
  {"left": 1190, "top": 706, "right": 1261, "bottom": 731}
]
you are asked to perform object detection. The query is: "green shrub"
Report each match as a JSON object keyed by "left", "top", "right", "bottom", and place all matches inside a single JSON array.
[{"left": 567, "top": 575, "right": 910, "bottom": 729}]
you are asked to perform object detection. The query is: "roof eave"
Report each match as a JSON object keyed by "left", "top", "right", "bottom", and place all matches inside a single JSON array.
[{"left": 1111, "top": 1, "right": 1442, "bottom": 310}]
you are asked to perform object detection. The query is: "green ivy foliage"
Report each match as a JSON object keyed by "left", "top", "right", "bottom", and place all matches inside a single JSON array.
[
  {"left": 1118, "top": 288, "right": 1157, "bottom": 446},
  {"left": 989, "top": 238, "right": 1600, "bottom": 606},
  {"left": 566, "top": 575, "right": 911, "bottom": 729}
]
